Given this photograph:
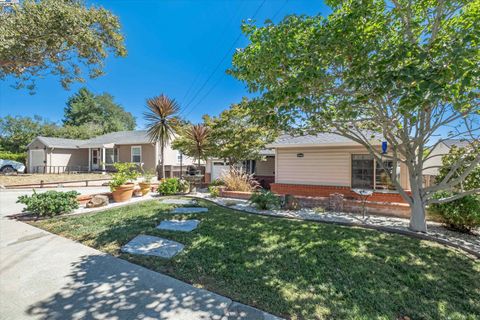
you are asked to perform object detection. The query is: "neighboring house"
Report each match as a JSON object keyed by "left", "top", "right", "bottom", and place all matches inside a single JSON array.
[
  {"left": 423, "top": 139, "right": 471, "bottom": 176},
  {"left": 266, "top": 133, "right": 411, "bottom": 203},
  {"left": 205, "top": 149, "right": 276, "bottom": 188},
  {"left": 26, "top": 130, "right": 196, "bottom": 174}
]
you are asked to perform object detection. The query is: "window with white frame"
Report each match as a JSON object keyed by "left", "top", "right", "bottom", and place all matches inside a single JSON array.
[
  {"left": 177, "top": 151, "right": 182, "bottom": 163},
  {"left": 351, "top": 154, "right": 400, "bottom": 190},
  {"left": 131, "top": 146, "right": 142, "bottom": 163},
  {"left": 105, "top": 148, "right": 118, "bottom": 164}
]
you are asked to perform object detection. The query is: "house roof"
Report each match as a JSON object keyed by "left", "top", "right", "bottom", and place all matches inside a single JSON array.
[
  {"left": 267, "top": 132, "right": 383, "bottom": 148},
  {"left": 28, "top": 136, "right": 86, "bottom": 149},
  {"left": 79, "top": 130, "right": 152, "bottom": 148},
  {"left": 442, "top": 139, "right": 472, "bottom": 149},
  {"left": 29, "top": 130, "right": 153, "bottom": 149}
]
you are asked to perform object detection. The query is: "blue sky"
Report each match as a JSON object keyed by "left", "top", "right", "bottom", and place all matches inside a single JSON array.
[{"left": 0, "top": 0, "right": 329, "bottom": 129}]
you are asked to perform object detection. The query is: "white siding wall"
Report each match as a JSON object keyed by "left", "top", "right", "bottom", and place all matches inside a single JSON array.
[
  {"left": 275, "top": 146, "right": 410, "bottom": 190},
  {"left": 423, "top": 143, "right": 450, "bottom": 176}
]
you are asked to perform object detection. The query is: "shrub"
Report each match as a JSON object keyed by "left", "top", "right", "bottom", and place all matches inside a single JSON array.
[
  {"left": 0, "top": 151, "right": 26, "bottom": 163},
  {"left": 221, "top": 168, "right": 259, "bottom": 192},
  {"left": 209, "top": 186, "right": 220, "bottom": 198},
  {"left": 209, "top": 179, "right": 225, "bottom": 187},
  {"left": 109, "top": 162, "right": 140, "bottom": 191},
  {"left": 250, "top": 190, "right": 281, "bottom": 210},
  {"left": 17, "top": 190, "right": 79, "bottom": 217},
  {"left": 429, "top": 192, "right": 480, "bottom": 233},
  {"left": 178, "top": 178, "right": 190, "bottom": 193},
  {"left": 158, "top": 178, "right": 180, "bottom": 195}
]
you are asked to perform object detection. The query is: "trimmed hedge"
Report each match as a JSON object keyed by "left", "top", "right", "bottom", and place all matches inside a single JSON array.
[{"left": 0, "top": 151, "right": 26, "bottom": 163}]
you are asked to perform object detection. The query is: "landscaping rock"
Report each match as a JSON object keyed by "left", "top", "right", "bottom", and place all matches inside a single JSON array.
[
  {"left": 157, "top": 219, "right": 200, "bottom": 232},
  {"left": 121, "top": 235, "right": 184, "bottom": 259},
  {"left": 161, "top": 199, "right": 196, "bottom": 205},
  {"left": 171, "top": 207, "right": 208, "bottom": 214},
  {"left": 85, "top": 195, "right": 109, "bottom": 208}
]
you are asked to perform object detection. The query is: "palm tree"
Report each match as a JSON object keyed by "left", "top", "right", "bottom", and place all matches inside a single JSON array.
[
  {"left": 144, "top": 95, "right": 180, "bottom": 179},
  {"left": 185, "top": 124, "right": 210, "bottom": 171}
]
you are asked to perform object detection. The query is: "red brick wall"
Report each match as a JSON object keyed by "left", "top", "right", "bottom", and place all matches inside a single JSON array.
[
  {"left": 204, "top": 173, "right": 211, "bottom": 184},
  {"left": 270, "top": 183, "right": 408, "bottom": 203},
  {"left": 218, "top": 189, "right": 253, "bottom": 200}
]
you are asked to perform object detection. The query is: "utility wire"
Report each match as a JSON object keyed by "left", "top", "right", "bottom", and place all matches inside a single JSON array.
[{"left": 180, "top": 0, "right": 267, "bottom": 118}]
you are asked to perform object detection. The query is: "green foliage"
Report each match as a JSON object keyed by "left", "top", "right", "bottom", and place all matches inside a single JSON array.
[
  {"left": 203, "top": 100, "right": 278, "bottom": 165},
  {"left": 0, "top": 151, "right": 26, "bottom": 163},
  {"left": 0, "top": 115, "right": 102, "bottom": 153},
  {"left": 178, "top": 179, "right": 190, "bottom": 193},
  {"left": 209, "top": 179, "right": 225, "bottom": 187},
  {"left": 109, "top": 162, "right": 139, "bottom": 191},
  {"left": 228, "top": 0, "right": 480, "bottom": 232},
  {"left": 0, "top": 0, "right": 126, "bottom": 91},
  {"left": 172, "top": 124, "right": 210, "bottom": 168},
  {"left": 17, "top": 190, "right": 79, "bottom": 217},
  {"left": 142, "top": 169, "right": 155, "bottom": 183},
  {"left": 208, "top": 186, "right": 220, "bottom": 198},
  {"left": 63, "top": 88, "right": 136, "bottom": 133},
  {"left": 250, "top": 190, "right": 281, "bottom": 210},
  {"left": 158, "top": 178, "right": 180, "bottom": 195},
  {"left": 436, "top": 144, "right": 480, "bottom": 192},
  {"left": 430, "top": 192, "right": 480, "bottom": 233}
]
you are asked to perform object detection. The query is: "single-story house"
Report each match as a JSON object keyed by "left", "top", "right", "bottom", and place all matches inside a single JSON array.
[
  {"left": 266, "top": 133, "right": 411, "bottom": 203},
  {"left": 27, "top": 130, "right": 196, "bottom": 174},
  {"left": 205, "top": 149, "right": 276, "bottom": 188}
]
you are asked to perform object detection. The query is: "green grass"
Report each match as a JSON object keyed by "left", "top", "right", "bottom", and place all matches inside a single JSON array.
[{"left": 31, "top": 198, "right": 480, "bottom": 320}]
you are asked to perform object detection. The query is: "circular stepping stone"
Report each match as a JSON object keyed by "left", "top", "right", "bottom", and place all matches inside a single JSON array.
[
  {"left": 157, "top": 219, "right": 200, "bottom": 232},
  {"left": 161, "top": 199, "right": 196, "bottom": 205},
  {"left": 121, "top": 235, "right": 184, "bottom": 259},
  {"left": 171, "top": 207, "right": 208, "bottom": 214}
]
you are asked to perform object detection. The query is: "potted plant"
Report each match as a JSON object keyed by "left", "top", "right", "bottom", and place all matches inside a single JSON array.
[
  {"left": 109, "top": 162, "right": 140, "bottom": 202},
  {"left": 139, "top": 169, "right": 154, "bottom": 196}
]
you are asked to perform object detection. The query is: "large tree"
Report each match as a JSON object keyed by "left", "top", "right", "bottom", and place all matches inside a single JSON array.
[
  {"left": 0, "top": 0, "right": 126, "bottom": 91},
  {"left": 229, "top": 0, "right": 480, "bottom": 232},
  {"left": 0, "top": 115, "right": 103, "bottom": 153},
  {"left": 144, "top": 95, "right": 180, "bottom": 179},
  {"left": 203, "top": 99, "right": 278, "bottom": 167},
  {"left": 63, "top": 87, "right": 136, "bottom": 133}
]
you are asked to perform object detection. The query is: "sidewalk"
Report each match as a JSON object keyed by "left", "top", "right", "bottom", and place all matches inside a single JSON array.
[{"left": 0, "top": 219, "right": 280, "bottom": 320}]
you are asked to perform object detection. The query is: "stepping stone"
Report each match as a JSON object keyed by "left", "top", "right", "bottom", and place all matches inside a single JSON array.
[
  {"left": 121, "top": 235, "right": 184, "bottom": 259},
  {"left": 171, "top": 207, "right": 208, "bottom": 214},
  {"left": 161, "top": 199, "right": 196, "bottom": 205},
  {"left": 157, "top": 219, "right": 200, "bottom": 232}
]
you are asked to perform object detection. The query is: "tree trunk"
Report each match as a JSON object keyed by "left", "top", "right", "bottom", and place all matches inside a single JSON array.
[
  {"left": 409, "top": 199, "right": 427, "bottom": 233},
  {"left": 159, "top": 144, "right": 165, "bottom": 179}
]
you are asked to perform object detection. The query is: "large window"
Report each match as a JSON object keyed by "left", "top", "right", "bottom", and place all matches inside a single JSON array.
[
  {"left": 131, "top": 146, "right": 142, "bottom": 163},
  {"left": 351, "top": 155, "right": 399, "bottom": 190},
  {"left": 105, "top": 148, "right": 118, "bottom": 164},
  {"left": 351, "top": 155, "right": 374, "bottom": 189}
]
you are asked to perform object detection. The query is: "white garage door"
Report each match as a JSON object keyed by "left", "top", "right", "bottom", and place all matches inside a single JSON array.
[
  {"left": 211, "top": 162, "right": 230, "bottom": 181},
  {"left": 29, "top": 149, "right": 45, "bottom": 173}
]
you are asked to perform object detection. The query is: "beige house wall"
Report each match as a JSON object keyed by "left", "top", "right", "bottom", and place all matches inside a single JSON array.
[
  {"left": 117, "top": 144, "right": 156, "bottom": 171},
  {"left": 49, "top": 148, "right": 88, "bottom": 167},
  {"left": 256, "top": 156, "right": 275, "bottom": 176},
  {"left": 275, "top": 146, "right": 410, "bottom": 190}
]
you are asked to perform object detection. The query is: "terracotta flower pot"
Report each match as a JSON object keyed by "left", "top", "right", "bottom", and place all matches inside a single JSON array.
[
  {"left": 111, "top": 183, "right": 135, "bottom": 202},
  {"left": 139, "top": 182, "right": 151, "bottom": 196}
]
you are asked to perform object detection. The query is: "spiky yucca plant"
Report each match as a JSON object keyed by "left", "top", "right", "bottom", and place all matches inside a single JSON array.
[
  {"left": 144, "top": 95, "right": 180, "bottom": 178},
  {"left": 185, "top": 124, "right": 210, "bottom": 170}
]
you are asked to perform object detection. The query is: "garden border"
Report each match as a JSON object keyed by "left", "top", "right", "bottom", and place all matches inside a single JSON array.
[{"left": 191, "top": 196, "right": 480, "bottom": 259}]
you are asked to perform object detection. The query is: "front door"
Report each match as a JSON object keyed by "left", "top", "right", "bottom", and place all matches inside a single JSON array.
[{"left": 91, "top": 149, "right": 99, "bottom": 170}]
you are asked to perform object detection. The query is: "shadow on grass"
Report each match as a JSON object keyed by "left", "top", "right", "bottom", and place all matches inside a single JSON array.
[{"left": 34, "top": 199, "right": 480, "bottom": 319}]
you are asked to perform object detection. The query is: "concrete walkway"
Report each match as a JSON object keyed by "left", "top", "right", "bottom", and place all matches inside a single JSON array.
[{"left": 0, "top": 189, "right": 281, "bottom": 320}]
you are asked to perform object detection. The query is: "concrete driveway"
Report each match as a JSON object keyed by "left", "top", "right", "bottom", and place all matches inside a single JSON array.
[{"left": 0, "top": 188, "right": 281, "bottom": 320}]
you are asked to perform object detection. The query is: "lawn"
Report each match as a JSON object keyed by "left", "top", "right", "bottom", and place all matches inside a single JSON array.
[
  {"left": 31, "top": 198, "right": 480, "bottom": 320},
  {"left": 0, "top": 173, "right": 111, "bottom": 186}
]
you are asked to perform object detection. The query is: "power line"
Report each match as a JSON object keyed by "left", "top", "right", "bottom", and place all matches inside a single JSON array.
[{"left": 180, "top": 0, "right": 267, "bottom": 118}]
